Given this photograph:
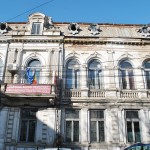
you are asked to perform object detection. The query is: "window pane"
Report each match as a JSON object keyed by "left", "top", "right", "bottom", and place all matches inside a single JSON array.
[
  {"left": 73, "top": 121, "right": 79, "bottom": 142},
  {"left": 75, "top": 69, "right": 79, "bottom": 89},
  {"left": 20, "top": 120, "right": 27, "bottom": 142},
  {"left": 65, "top": 109, "right": 79, "bottom": 119},
  {"left": 66, "top": 69, "right": 73, "bottom": 88},
  {"left": 134, "top": 122, "right": 141, "bottom": 142},
  {"left": 90, "top": 121, "right": 97, "bottom": 142},
  {"left": 31, "top": 23, "right": 41, "bottom": 34},
  {"left": 36, "top": 24, "right": 40, "bottom": 34},
  {"left": 146, "top": 71, "right": 150, "bottom": 89},
  {"left": 127, "top": 121, "right": 133, "bottom": 142},
  {"left": 120, "top": 60, "right": 132, "bottom": 69},
  {"left": 66, "top": 121, "right": 72, "bottom": 142},
  {"left": 126, "top": 111, "right": 138, "bottom": 119},
  {"left": 22, "top": 109, "right": 36, "bottom": 119},
  {"left": 90, "top": 110, "right": 104, "bottom": 119},
  {"left": 28, "top": 120, "right": 36, "bottom": 142},
  {"left": 99, "top": 121, "right": 105, "bottom": 142},
  {"left": 121, "top": 70, "right": 127, "bottom": 89},
  {"left": 128, "top": 70, "right": 135, "bottom": 89}
]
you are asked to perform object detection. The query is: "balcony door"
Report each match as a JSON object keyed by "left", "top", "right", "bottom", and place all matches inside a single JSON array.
[{"left": 26, "top": 59, "right": 41, "bottom": 84}]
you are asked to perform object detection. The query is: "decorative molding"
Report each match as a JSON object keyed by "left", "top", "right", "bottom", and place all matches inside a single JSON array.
[
  {"left": 138, "top": 25, "right": 150, "bottom": 37},
  {"left": 88, "top": 24, "right": 101, "bottom": 35},
  {"left": 68, "top": 23, "right": 80, "bottom": 35}
]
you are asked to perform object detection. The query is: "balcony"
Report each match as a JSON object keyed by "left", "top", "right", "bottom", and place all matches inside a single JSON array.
[
  {"left": 62, "top": 88, "right": 150, "bottom": 102},
  {"left": 1, "top": 84, "right": 56, "bottom": 99},
  {"left": 120, "top": 90, "right": 139, "bottom": 99}
]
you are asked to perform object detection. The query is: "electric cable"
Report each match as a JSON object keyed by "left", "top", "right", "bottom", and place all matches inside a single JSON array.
[{"left": 5, "top": 0, "right": 57, "bottom": 22}]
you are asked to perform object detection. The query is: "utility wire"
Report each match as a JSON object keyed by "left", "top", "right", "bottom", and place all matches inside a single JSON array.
[{"left": 5, "top": 0, "right": 56, "bottom": 22}]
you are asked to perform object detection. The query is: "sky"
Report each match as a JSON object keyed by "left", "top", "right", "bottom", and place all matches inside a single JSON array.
[{"left": 0, "top": 0, "right": 150, "bottom": 24}]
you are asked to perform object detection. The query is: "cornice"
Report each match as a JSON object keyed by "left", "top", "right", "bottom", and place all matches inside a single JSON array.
[
  {"left": 64, "top": 37, "right": 150, "bottom": 45},
  {"left": 0, "top": 36, "right": 64, "bottom": 43}
]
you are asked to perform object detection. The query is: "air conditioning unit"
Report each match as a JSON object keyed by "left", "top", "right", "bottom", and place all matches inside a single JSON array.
[{"left": 7, "top": 64, "right": 19, "bottom": 72}]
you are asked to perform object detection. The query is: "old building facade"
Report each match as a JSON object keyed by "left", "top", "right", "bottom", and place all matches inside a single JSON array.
[{"left": 0, "top": 12, "right": 150, "bottom": 150}]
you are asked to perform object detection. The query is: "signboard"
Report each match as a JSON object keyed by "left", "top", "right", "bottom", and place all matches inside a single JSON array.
[{"left": 5, "top": 84, "right": 51, "bottom": 95}]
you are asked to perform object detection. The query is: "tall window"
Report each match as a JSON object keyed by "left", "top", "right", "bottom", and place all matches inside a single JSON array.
[
  {"left": 25, "top": 59, "right": 41, "bottom": 84},
  {"left": 126, "top": 111, "right": 141, "bottom": 143},
  {"left": 20, "top": 109, "right": 37, "bottom": 142},
  {"left": 90, "top": 110, "right": 105, "bottom": 142},
  {"left": 143, "top": 60, "right": 150, "bottom": 89},
  {"left": 88, "top": 59, "right": 102, "bottom": 89},
  {"left": 31, "top": 22, "right": 42, "bottom": 35},
  {"left": 66, "top": 59, "right": 80, "bottom": 89},
  {"left": 0, "top": 58, "right": 3, "bottom": 80},
  {"left": 119, "top": 60, "right": 135, "bottom": 89},
  {"left": 65, "top": 109, "right": 79, "bottom": 142}
]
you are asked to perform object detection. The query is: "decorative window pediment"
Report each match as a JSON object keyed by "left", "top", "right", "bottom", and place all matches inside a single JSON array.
[{"left": 138, "top": 25, "right": 150, "bottom": 37}]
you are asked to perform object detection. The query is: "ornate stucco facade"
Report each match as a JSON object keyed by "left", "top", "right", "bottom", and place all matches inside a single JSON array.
[{"left": 0, "top": 12, "right": 150, "bottom": 150}]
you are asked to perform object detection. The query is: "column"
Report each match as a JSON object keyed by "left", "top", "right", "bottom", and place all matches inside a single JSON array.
[
  {"left": 80, "top": 108, "right": 88, "bottom": 144},
  {"left": 81, "top": 64, "right": 88, "bottom": 97},
  {"left": 107, "top": 50, "right": 116, "bottom": 89}
]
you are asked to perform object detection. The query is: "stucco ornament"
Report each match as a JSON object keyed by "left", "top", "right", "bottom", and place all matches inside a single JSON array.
[
  {"left": 68, "top": 23, "right": 80, "bottom": 35},
  {"left": 88, "top": 24, "right": 100, "bottom": 35},
  {"left": 138, "top": 25, "right": 150, "bottom": 37},
  {"left": 0, "top": 23, "right": 7, "bottom": 34}
]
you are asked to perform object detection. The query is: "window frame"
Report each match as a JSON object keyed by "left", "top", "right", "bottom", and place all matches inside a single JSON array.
[
  {"left": 31, "top": 22, "right": 42, "bottom": 35},
  {"left": 89, "top": 110, "right": 105, "bottom": 143},
  {"left": 65, "top": 59, "right": 80, "bottom": 89},
  {"left": 119, "top": 60, "right": 135, "bottom": 90},
  {"left": 25, "top": 59, "right": 41, "bottom": 84},
  {"left": 143, "top": 60, "right": 150, "bottom": 89},
  {"left": 19, "top": 108, "right": 37, "bottom": 143},
  {"left": 88, "top": 59, "right": 103, "bottom": 89},
  {"left": 125, "top": 110, "right": 141, "bottom": 143},
  {"left": 65, "top": 109, "right": 80, "bottom": 142}
]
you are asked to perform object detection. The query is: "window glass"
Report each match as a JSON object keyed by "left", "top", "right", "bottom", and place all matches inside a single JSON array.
[
  {"left": 20, "top": 109, "right": 37, "bottom": 142},
  {"left": 88, "top": 59, "right": 102, "bottom": 89},
  {"left": 66, "top": 59, "right": 80, "bottom": 89},
  {"left": 126, "top": 111, "right": 141, "bottom": 143},
  {"left": 144, "top": 60, "right": 150, "bottom": 89},
  {"left": 119, "top": 60, "right": 135, "bottom": 89},
  {"left": 31, "top": 22, "right": 41, "bottom": 34},
  {"left": 65, "top": 109, "right": 79, "bottom": 142},
  {"left": 90, "top": 110, "right": 105, "bottom": 142},
  {"left": 25, "top": 59, "right": 41, "bottom": 84}
]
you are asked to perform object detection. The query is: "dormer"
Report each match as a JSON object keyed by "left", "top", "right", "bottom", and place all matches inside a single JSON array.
[{"left": 27, "top": 12, "right": 53, "bottom": 35}]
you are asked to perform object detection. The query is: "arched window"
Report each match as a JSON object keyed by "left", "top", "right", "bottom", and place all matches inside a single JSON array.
[
  {"left": 88, "top": 59, "right": 102, "bottom": 89},
  {"left": 143, "top": 60, "right": 150, "bottom": 89},
  {"left": 66, "top": 59, "right": 80, "bottom": 89},
  {"left": 0, "top": 58, "right": 3, "bottom": 80},
  {"left": 26, "top": 59, "right": 41, "bottom": 84},
  {"left": 119, "top": 60, "right": 135, "bottom": 89}
]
